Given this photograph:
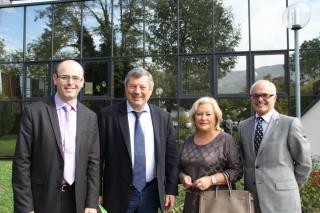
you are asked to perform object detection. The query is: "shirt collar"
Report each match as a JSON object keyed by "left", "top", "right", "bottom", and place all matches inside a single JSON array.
[
  {"left": 126, "top": 101, "right": 150, "bottom": 113},
  {"left": 256, "top": 109, "right": 274, "bottom": 124},
  {"left": 54, "top": 93, "right": 77, "bottom": 111}
]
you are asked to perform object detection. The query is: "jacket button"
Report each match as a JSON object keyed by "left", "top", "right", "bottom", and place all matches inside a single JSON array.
[
  {"left": 255, "top": 166, "right": 259, "bottom": 169},
  {"left": 253, "top": 181, "right": 256, "bottom": 185}
]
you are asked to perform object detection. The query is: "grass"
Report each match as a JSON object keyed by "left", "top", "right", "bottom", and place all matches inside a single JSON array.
[
  {"left": 0, "top": 135, "right": 16, "bottom": 156},
  {"left": 0, "top": 161, "right": 13, "bottom": 213}
]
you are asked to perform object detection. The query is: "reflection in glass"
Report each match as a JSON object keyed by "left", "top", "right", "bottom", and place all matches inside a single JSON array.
[
  {"left": 53, "top": 2, "right": 81, "bottom": 59},
  {"left": 26, "top": 5, "right": 52, "bottom": 61},
  {"left": 83, "top": 1, "right": 112, "bottom": 57},
  {"left": 182, "top": 57, "right": 211, "bottom": 95},
  {"left": 82, "top": 100, "right": 110, "bottom": 115},
  {"left": 0, "top": 63, "right": 22, "bottom": 100},
  {"left": 113, "top": 57, "right": 144, "bottom": 98},
  {"left": 113, "top": 0, "right": 144, "bottom": 56},
  {"left": 179, "top": 0, "right": 213, "bottom": 53},
  {"left": 0, "top": 102, "right": 24, "bottom": 157},
  {"left": 0, "top": 7, "right": 24, "bottom": 62},
  {"left": 214, "top": 0, "right": 241, "bottom": 52},
  {"left": 254, "top": 54, "right": 285, "bottom": 92},
  {"left": 222, "top": 0, "right": 249, "bottom": 51},
  {"left": 83, "top": 61, "right": 109, "bottom": 96},
  {"left": 218, "top": 98, "right": 250, "bottom": 136},
  {"left": 26, "top": 64, "right": 49, "bottom": 98},
  {"left": 145, "top": 0, "right": 178, "bottom": 55},
  {"left": 218, "top": 55, "right": 247, "bottom": 94},
  {"left": 251, "top": 0, "right": 286, "bottom": 50},
  {"left": 145, "top": 56, "right": 177, "bottom": 97},
  {"left": 290, "top": 49, "right": 320, "bottom": 96}
]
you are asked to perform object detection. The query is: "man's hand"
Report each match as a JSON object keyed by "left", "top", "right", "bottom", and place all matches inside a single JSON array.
[
  {"left": 164, "top": 194, "right": 176, "bottom": 212},
  {"left": 84, "top": 208, "right": 98, "bottom": 213}
]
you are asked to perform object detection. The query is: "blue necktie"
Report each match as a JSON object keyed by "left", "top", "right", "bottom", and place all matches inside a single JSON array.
[
  {"left": 132, "top": 111, "right": 146, "bottom": 191},
  {"left": 254, "top": 117, "right": 264, "bottom": 155}
]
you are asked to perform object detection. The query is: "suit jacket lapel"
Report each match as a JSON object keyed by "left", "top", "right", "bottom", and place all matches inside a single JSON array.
[
  {"left": 118, "top": 102, "right": 132, "bottom": 161},
  {"left": 247, "top": 117, "right": 256, "bottom": 158},
  {"left": 149, "top": 105, "right": 160, "bottom": 163},
  {"left": 46, "top": 98, "right": 64, "bottom": 157},
  {"left": 76, "top": 103, "right": 86, "bottom": 162}
]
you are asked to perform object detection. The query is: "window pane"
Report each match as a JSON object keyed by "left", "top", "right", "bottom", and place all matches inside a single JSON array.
[
  {"left": 217, "top": 55, "right": 247, "bottom": 94},
  {"left": 289, "top": 50, "right": 320, "bottom": 96},
  {"left": 145, "top": 56, "right": 177, "bottom": 97},
  {"left": 0, "top": 63, "right": 22, "bottom": 100},
  {"left": 53, "top": 2, "right": 81, "bottom": 59},
  {"left": 113, "top": 58, "right": 144, "bottom": 98},
  {"left": 83, "top": 61, "right": 109, "bottom": 96},
  {"left": 26, "top": 64, "right": 49, "bottom": 98},
  {"left": 222, "top": 0, "right": 249, "bottom": 51},
  {"left": 82, "top": 100, "right": 110, "bottom": 115},
  {"left": 0, "top": 7, "right": 24, "bottom": 62},
  {"left": 145, "top": 0, "right": 178, "bottom": 55},
  {"left": 113, "top": 0, "right": 144, "bottom": 56},
  {"left": 182, "top": 57, "right": 211, "bottom": 95},
  {"left": 83, "top": 1, "right": 112, "bottom": 57},
  {"left": 214, "top": 0, "right": 242, "bottom": 52},
  {"left": 254, "top": 54, "right": 285, "bottom": 93},
  {"left": 0, "top": 102, "right": 23, "bottom": 157},
  {"left": 26, "top": 5, "right": 52, "bottom": 61},
  {"left": 179, "top": 0, "right": 213, "bottom": 53},
  {"left": 251, "top": 0, "right": 286, "bottom": 50},
  {"left": 176, "top": 99, "right": 193, "bottom": 143}
]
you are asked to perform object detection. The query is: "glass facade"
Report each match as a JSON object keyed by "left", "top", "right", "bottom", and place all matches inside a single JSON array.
[{"left": 0, "top": 0, "right": 319, "bottom": 157}]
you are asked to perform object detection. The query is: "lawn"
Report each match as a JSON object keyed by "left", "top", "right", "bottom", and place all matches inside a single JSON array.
[
  {"left": 0, "top": 135, "right": 16, "bottom": 156},
  {"left": 0, "top": 161, "right": 13, "bottom": 213}
]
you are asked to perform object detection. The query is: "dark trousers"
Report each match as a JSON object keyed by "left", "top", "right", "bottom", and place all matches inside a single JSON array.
[
  {"left": 127, "top": 179, "right": 160, "bottom": 213},
  {"left": 60, "top": 183, "right": 76, "bottom": 213}
]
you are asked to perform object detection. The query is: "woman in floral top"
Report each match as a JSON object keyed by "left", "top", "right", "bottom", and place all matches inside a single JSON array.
[{"left": 179, "top": 97, "right": 243, "bottom": 213}]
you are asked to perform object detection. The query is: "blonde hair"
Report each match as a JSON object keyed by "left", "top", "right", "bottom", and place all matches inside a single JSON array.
[{"left": 189, "top": 97, "right": 223, "bottom": 132}]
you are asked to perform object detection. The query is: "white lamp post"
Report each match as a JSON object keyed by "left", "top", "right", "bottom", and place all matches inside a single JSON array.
[{"left": 282, "top": 3, "right": 310, "bottom": 118}]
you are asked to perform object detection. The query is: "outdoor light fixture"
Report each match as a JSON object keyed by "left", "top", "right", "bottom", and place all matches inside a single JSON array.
[{"left": 282, "top": 3, "right": 310, "bottom": 118}]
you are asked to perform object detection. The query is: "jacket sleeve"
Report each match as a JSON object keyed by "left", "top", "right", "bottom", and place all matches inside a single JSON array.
[
  {"left": 288, "top": 117, "right": 312, "bottom": 187},
  {"left": 12, "top": 106, "right": 34, "bottom": 213}
]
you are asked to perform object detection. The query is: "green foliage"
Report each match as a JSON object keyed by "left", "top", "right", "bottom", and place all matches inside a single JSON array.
[
  {"left": 0, "top": 135, "right": 16, "bottom": 156},
  {"left": 0, "top": 104, "right": 15, "bottom": 137},
  {"left": 0, "top": 161, "right": 13, "bottom": 213},
  {"left": 301, "top": 158, "right": 320, "bottom": 212}
]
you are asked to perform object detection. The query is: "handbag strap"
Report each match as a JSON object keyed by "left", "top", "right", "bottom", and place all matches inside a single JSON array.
[{"left": 215, "top": 172, "right": 233, "bottom": 198}]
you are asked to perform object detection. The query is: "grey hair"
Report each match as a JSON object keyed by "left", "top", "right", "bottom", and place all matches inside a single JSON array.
[
  {"left": 250, "top": 79, "right": 277, "bottom": 95},
  {"left": 124, "top": 67, "right": 154, "bottom": 90},
  {"left": 188, "top": 96, "right": 223, "bottom": 132}
]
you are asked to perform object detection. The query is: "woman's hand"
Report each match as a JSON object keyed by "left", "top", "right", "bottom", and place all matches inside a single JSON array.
[
  {"left": 193, "top": 176, "right": 212, "bottom": 191},
  {"left": 181, "top": 175, "right": 193, "bottom": 189}
]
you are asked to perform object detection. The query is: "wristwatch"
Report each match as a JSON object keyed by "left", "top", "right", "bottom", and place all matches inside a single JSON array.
[{"left": 211, "top": 175, "right": 217, "bottom": 185}]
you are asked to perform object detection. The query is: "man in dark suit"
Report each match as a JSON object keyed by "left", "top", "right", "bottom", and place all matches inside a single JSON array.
[
  {"left": 238, "top": 79, "right": 311, "bottom": 213},
  {"left": 99, "top": 67, "right": 178, "bottom": 213},
  {"left": 12, "top": 60, "right": 100, "bottom": 213}
]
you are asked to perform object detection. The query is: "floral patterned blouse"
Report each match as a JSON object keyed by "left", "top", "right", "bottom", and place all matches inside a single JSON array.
[{"left": 179, "top": 132, "right": 243, "bottom": 213}]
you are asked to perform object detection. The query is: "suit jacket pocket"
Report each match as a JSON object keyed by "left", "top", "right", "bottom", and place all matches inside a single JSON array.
[{"left": 276, "top": 180, "right": 298, "bottom": 190}]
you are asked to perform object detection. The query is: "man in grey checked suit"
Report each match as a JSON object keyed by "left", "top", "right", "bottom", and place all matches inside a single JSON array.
[{"left": 238, "top": 79, "right": 312, "bottom": 213}]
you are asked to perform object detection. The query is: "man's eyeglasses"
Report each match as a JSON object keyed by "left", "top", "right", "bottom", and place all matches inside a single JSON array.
[
  {"left": 250, "top": 93, "right": 274, "bottom": 100},
  {"left": 56, "top": 75, "right": 83, "bottom": 83}
]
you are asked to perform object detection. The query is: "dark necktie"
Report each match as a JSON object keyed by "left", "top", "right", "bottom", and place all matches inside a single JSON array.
[
  {"left": 254, "top": 116, "right": 264, "bottom": 155},
  {"left": 132, "top": 111, "right": 146, "bottom": 191}
]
